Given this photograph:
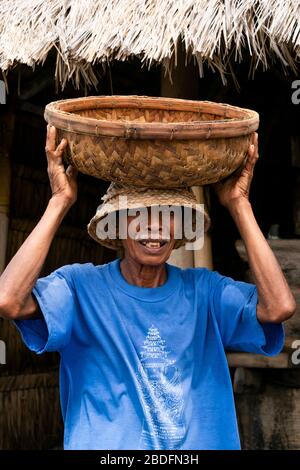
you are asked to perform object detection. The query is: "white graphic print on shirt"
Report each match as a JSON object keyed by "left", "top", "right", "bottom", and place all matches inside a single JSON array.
[{"left": 136, "top": 325, "right": 186, "bottom": 449}]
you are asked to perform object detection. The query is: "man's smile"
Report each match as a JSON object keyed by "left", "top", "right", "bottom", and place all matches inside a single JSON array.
[{"left": 137, "top": 238, "right": 169, "bottom": 253}]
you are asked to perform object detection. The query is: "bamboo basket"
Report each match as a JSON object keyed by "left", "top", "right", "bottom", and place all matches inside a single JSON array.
[{"left": 44, "top": 95, "right": 259, "bottom": 188}]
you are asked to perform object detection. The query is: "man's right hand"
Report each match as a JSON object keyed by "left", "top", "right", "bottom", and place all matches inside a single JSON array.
[{"left": 46, "top": 125, "right": 78, "bottom": 207}]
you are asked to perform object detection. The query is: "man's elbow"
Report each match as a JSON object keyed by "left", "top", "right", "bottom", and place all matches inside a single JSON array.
[
  {"left": 0, "top": 296, "right": 20, "bottom": 320},
  {"left": 258, "top": 298, "right": 297, "bottom": 324},
  {"left": 277, "top": 299, "right": 297, "bottom": 323}
]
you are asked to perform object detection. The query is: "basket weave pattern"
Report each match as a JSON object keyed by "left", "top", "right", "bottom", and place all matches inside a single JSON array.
[
  {"left": 87, "top": 182, "right": 211, "bottom": 250},
  {"left": 45, "top": 96, "right": 259, "bottom": 188},
  {"left": 59, "top": 130, "right": 250, "bottom": 187}
]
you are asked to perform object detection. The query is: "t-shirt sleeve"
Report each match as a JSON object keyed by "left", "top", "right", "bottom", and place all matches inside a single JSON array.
[
  {"left": 208, "top": 271, "right": 285, "bottom": 356},
  {"left": 13, "top": 264, "right": 76, "bottom": 354}
]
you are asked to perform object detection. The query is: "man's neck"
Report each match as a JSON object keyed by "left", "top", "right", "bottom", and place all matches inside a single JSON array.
[{"left": 119, "top": 257, "right": 167, "bottom": 288}]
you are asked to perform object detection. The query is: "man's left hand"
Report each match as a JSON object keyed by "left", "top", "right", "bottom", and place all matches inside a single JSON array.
[{"left": 212, "top": 132, "right": 259, "bottom": 209}]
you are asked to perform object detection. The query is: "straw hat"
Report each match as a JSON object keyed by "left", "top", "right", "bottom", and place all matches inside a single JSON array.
[{"left": 87, "top": 182, "right": 210, "bottom": 250}]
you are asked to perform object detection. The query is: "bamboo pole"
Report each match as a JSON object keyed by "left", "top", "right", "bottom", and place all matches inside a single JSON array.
[
  {"left": 0, "top": 111, "right": 14, "bottom": 274},
  {"left": 160, "top": 42, "right": 213, "bottom": 269},
  {"left": 192, "top": 186, "right": 213, "bottom": 270}
]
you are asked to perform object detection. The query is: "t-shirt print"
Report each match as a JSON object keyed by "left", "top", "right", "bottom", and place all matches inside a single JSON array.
[
  {"left": 13, "top": 259, "right": 284, "bottom": 449},
  {"left": 136, "top": 325, "right": 186, "bottom": 450}
]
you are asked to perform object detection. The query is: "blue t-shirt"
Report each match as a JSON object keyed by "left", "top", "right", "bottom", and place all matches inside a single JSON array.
[{"left": 14, "top": 258, "right": 284, "bottom": 450}]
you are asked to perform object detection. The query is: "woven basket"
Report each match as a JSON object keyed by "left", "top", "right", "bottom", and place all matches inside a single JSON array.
[{"left": 44, "top": 95, "right": 259, "bottom": 188}]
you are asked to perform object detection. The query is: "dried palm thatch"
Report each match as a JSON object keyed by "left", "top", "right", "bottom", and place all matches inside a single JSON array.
[
  {"left": 0, "top": 0, "right": 299, "bottom": 89},
  {"left": 10, "top": 163, "right": 109, "bottom": 228},
  {"left": 0, "top": 370, "right": 62, "bottom": 449},
  {"left": 5, "top": 218, "right": 113, "bottom": 276}
]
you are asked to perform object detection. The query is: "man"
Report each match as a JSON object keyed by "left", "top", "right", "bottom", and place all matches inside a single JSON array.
[{"left": 0, "top": 125, "right": 296, "bottom": 450}]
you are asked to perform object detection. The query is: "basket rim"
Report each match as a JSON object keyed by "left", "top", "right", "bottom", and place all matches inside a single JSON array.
[{"left": 44, "top": 95, "right": 259, "bottom": 140}]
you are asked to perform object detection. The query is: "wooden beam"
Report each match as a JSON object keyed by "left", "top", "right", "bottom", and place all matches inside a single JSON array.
[
  {"left": 227, "top": 352, "right": 291, "bottom": 369},
  {"left": 233, "top": 367, "right": 263, "bottom": 394},
  {"left": 227, "top": 336, "right": 300, "bottom": 369}
]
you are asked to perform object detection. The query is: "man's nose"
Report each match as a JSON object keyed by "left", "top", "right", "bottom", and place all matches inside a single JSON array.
[{"left": 144, "top": 210, "right": 162, "bottom": 233}]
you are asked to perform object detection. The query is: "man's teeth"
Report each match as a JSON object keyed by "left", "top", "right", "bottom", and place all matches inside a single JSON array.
[
  {"left": 140, "top": 240, "right": 165, "bottom": 248},
  {"left": 146, "top": 242, "right": 160, "bottom": 248}
]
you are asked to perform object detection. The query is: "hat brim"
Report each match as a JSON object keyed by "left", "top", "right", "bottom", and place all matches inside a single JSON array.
[{"left": 87, "top": 201, "right": 210, "bottom": 251}]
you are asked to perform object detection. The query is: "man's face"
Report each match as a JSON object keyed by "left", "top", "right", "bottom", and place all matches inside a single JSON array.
[{"left": 120, "top": 207, "right": 177, "bottom": 266}]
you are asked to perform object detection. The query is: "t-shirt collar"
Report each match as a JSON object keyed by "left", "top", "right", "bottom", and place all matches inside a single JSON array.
[{"left": 107, "top": 258, "right": 180, "bottom": 302}]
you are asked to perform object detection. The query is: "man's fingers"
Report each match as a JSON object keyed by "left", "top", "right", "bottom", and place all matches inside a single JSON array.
[
  {"left": 55, "top": 138, "right": 68, "bottom": 156},
  {"left": 45, "top": 125, "right": 67, "bottom": 154},
  {"left": 247, "top": 132, "right": 259, "bottom": 164},
  {"left": 45, "top": 125, "right": 57, "bottom": 153},
  {"left": 250, "top": 131, "right": 258, "bottom": 144},
  {"left": 45, "top": 123, "right": 68, "bottom": 171},
  {"left": 66, "top": 165, "right": 77, "bottom": 178},
  {"left": 254, "top": 133, "right": 259, "bottom": 156},
  {"left": 249, "top": 132, "right": 259, "bottom": 157},
  {"left": 244, "top": 146, "right": 258, "bottom": 176}
]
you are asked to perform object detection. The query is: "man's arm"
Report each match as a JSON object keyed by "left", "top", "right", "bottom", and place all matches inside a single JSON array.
[
  {"left": 0, "top": 125, "right": 77, "bottom": 320},
  {"left": 213, "top": 133, "right": 296, "bottom": 324}
]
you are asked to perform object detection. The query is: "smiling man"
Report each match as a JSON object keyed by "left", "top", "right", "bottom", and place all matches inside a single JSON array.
[{"left": 0, "top": 125, "right": 296, "bottom": 450}]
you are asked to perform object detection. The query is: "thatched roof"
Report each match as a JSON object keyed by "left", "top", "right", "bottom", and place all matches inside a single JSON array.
[{"left": 0, "top": 0, "right": 299, "bottom": 89}]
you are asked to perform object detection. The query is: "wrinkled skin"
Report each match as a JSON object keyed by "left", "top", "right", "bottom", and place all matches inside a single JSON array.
[
  {"left": 120, "top": 135, "right": 261, "bottom": 289},
  {"left": 120, "top": 209, "right": 177, "bottom": 288}
]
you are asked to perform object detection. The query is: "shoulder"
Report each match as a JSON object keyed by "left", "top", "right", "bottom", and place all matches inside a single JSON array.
[
  {"left": 53, "top": 262, "right": 93, "bottom": 278},
  {"left": 169, "top": 264, "right": 220, "bottom": 288},
  {"left": 172, "top": 265, "right": 247, "bottom": 293},
  {"left": 48, "top": 259, "right": 118, "bottom": 286},
  {"left": 51, "top": 261, "right": 112, "bottom": 285}
]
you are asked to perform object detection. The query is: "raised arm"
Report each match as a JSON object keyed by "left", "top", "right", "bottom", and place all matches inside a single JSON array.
[
  {"left": 0, "top": 125, "right": 77, "bottom": 320},
  {"left": 213, "top": 133, "right": 296, "bottom": 324}
]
